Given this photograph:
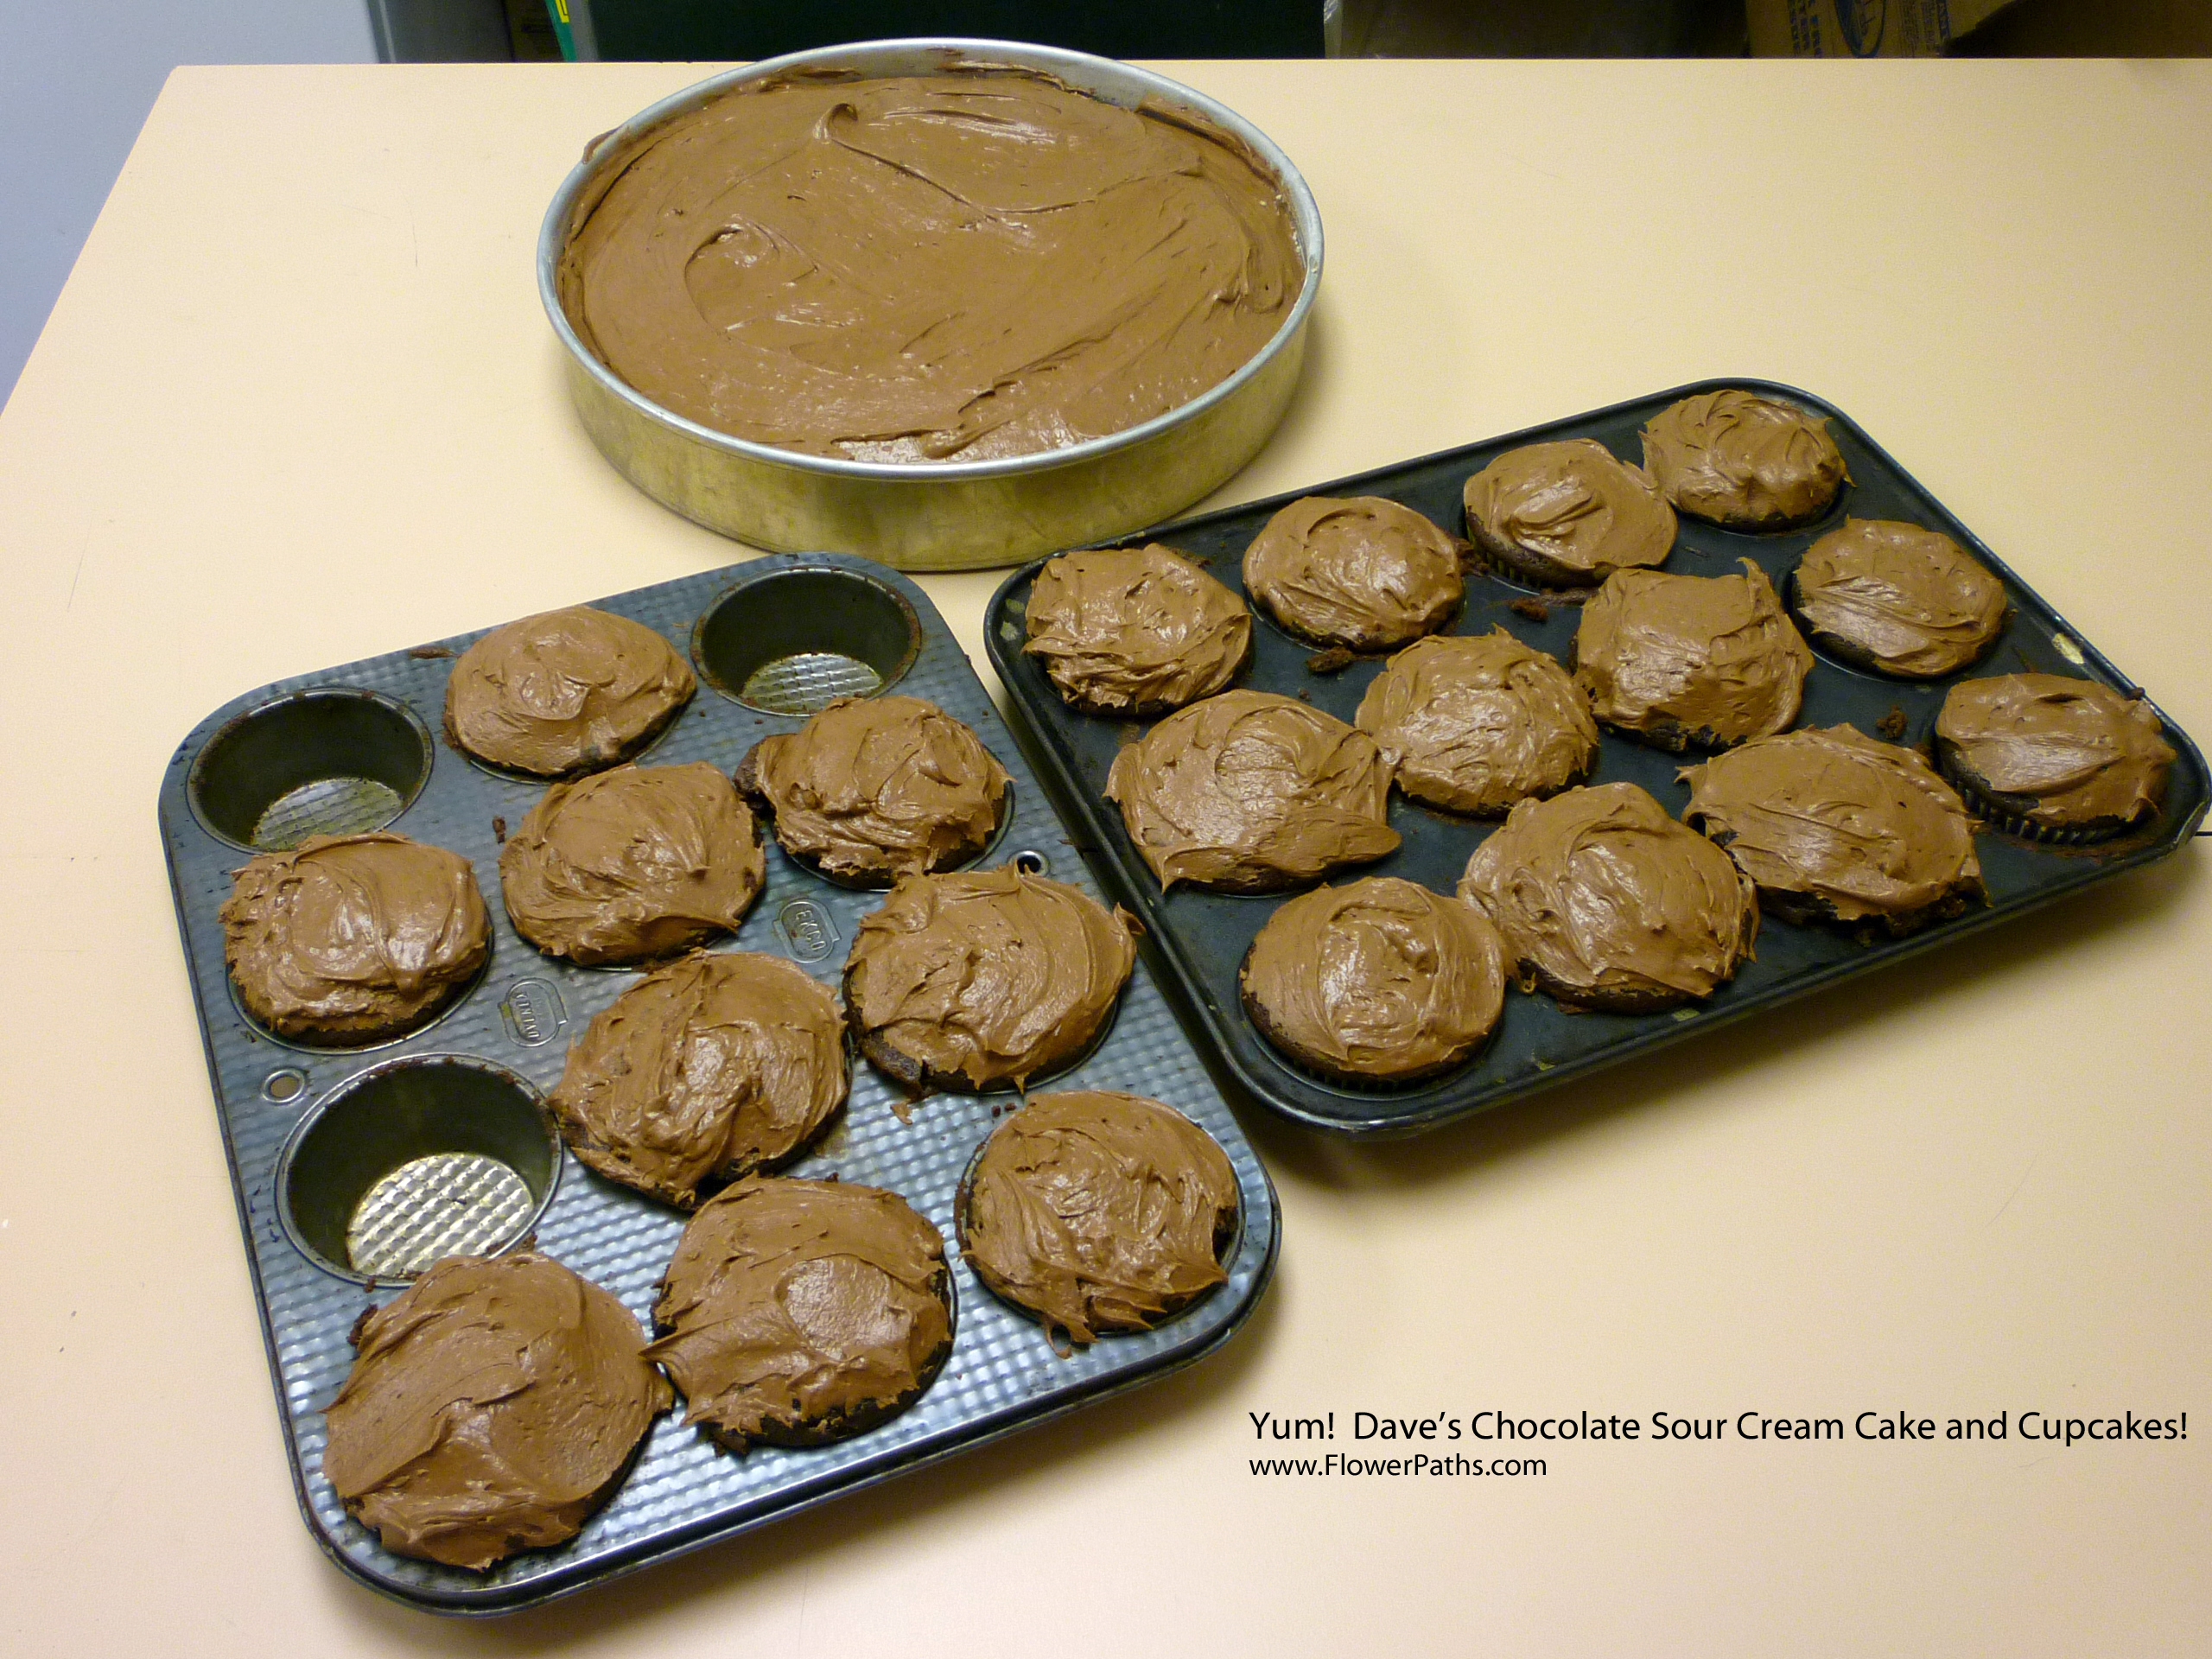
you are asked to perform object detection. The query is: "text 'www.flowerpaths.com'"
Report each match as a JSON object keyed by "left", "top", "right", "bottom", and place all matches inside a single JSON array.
[
  {"left": 1245, "top": 1408, "right": 2189, "bottom": 1478},
  {"left": 1250, "top": 1451, "right": 1549, "bottom": 1478}
]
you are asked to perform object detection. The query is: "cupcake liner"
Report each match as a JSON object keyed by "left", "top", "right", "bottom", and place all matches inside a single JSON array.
[
  {"left": 1236, "top": 962, "right": 1496, "bottom": 1091},
  {"left": 1463, "top": 511, "right": 1613, "bottom": 594},
  {"left": 1592, "top": 712, "right": 1743, "bottom": 756},
  {"left": 1932, "top": 737, "right": 2149, "bottom": 846},
  {"left": 1783, "top": 564, "right": 2005, "bottom": 683}
]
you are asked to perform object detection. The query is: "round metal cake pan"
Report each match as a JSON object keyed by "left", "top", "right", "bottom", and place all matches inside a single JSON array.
[{"left": 537, "top": 39, "right": 1324, "bottom": 572}]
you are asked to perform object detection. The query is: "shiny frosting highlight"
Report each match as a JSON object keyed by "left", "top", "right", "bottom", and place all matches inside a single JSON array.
[
  {"left": 1105, "top": 689, "right": 1400, "bottom": 891},
  {"left": 1022, "top": 543, "right": 1251, "bottom": 715},
  {"left": 322, "top": 1253, "right": 671, "bottom": 1571},
  {"left": 220, "top": 830, "right": 488, "bottom": 1043},
  {"left": 560, "top": 70, "right": 1300, "bottom": 462},
  {"left": 1241, "top": 495, "right": 1464, "bottom": 648},
  {"left": 649, "top": 1177, "right": 951, "bottom": 1449},
  {"left": 1793, "top": 518, "right": 2007, "bottom": 678},
  {"left": 1355, "top": 627, "right": 1599, "bottom": 816},
  {"left": 1458, "top": 782, "right": 1758, "bottom": 1009},
  {"left": 1936, "top": 673, "right": 2176, "bottom": 829},
  {"left": 961, "top": 1090, "right": 1238, "bottom": 1346},
  {"left": 1641, "top": 389, "right": 1848, "bottom": 529},
  {"left": 1462, "top": 438, "right": 1675, "bottom": 585},
  {"left": 1681, "top": 724, "right": 1981, "bottom": 927},
  {"left": 1241, "top": 877, "right": 1506, "bottom": 1084},
  {"left": 746, "top": 695, "right": 1009, "bottom": 882},
  {"left": 500, "top": 761, "right": 764, "bottom": 965},
  {"left": 844, "top": 868, "right": 1137, "bottom": 1089},
  {"left": 1573, "top": 561, "right": 1813, "bottom": 749},
  {"left": 445, "top": 606, "right": 695, "bottom": 777},
  {"left": 550, "top": 951, "right": 848, "bottom": 1208}
]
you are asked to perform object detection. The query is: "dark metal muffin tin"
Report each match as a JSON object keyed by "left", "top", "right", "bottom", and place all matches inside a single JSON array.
[
  {"left": 984, "top": 378, "right": 2210, "bottom": 1137},
  {"left": 158, "top": 553, "right": 1278, "bottom": 1615}
]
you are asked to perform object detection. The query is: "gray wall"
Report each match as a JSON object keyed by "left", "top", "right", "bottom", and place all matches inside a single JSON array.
[{"left": 0, "top": 2, "right": 377, "bottom": 409}]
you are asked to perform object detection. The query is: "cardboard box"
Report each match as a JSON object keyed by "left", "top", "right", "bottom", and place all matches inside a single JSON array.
[{"left": 1747, "top": 0, "right": 2013, "bottom": 56}]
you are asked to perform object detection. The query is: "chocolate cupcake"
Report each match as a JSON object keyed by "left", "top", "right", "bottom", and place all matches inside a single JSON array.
[
  {"left": 499, "top": 761, "right": 765, "bottom": 966},
  {"left": 1935, "top": 674, "right": 2177, "bottom": 842},
  {"left": 959, "top": 1090, "right": 1238, "bottom": 1348},
  {"left": 843, "top": 868, "right": 1138, "bottom": 1091},
  {"left": 1681, "top": 724, "right": 1983, "bottom": 934},
  {"left": 1641, "top": 389, "right": 1849, "bottom": 530},
  {"left": 1105, "top": 689, "right": 1400, "bottom": 892},
  {"left": 1462, "top": 438, "right": 1676, "bottom": 588},
  {"left": 1021, "top": 543, "right": 1251, "bottom": 715},
  {"left": 1457, "top": 782, "right": 1758, "bottom": 1013},
  {"left": 1239, "top": 878, "right": 1506, "bottom": 1085},
  {"left": 737, "top": 694, "right": 1010, "bottom": 886},
  {"left": 1354, "top": 628, "right": 1599, "bottom": 816},
  {"left": 220, "top": 830, "right": 489, "bottom": 1045},
  {"left": 1241, "top": 495, "right": 1463, "bottom": 649},
  {"left": 1791, "top": 518, "right": 2008, "bottom": 678},
  {"left": 445, "top": 606, "right": 695, "bottom": 776},
  {"left": 323, "top": 1253, "right": 671, "bottom": 1571},
  {"left": 649, "top": 1177, "right": 952, "bottom": 1451},
  {"left": 548, "top": 951, "right": 848, "bottom": 1208},
  {"left": 1573, "top": 561, "right": 1814, "bottom": 752}
]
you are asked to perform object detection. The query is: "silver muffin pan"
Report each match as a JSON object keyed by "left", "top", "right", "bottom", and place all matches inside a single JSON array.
[{"left": 158, "top": 552, "right": 1279, "bottom": 1615}]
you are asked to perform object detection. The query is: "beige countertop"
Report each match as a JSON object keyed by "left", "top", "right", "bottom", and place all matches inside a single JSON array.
[{"left": 2, "top": 57, "right": 2207, "bottom": 1656}]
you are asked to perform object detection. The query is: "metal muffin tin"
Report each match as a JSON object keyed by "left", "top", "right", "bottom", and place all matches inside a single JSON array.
[
  {"left": 158, "top": 553, "right": 1279, "bottom": 1614},
  {"left": 984, "top": 378, "right": 2211, "bottom": 1137},
  {"left": 538, "top": 39, "right": 1322, "bottom": 573}
]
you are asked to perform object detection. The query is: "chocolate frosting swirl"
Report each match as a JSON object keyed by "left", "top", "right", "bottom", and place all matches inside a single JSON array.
[
  {"left": 500, "top": 762, "right": 764, "bottom": 965},
  {"left": 220, "top": 830, "right": 488, "bottom": 1043},
  {"left": 1458, "top": 782, "right": 1758, "bottom": 1010},
  {"left": 1022, "top": 543, "right": 1251, "bottom": 715},
  {"left": 1681, "top": 724, "right": 1981, "bottom": 926},
  {"left": 1240, "top": 878, "right": 1505, "bottom": 1084},
  {"left": 1355, "top": 628, "right": 1599, "bottom": 816},
  {"left": 744, "top": 695, "right": 1010, "bottom": 883},
  {"left": 550, "top": 952, "right": 848, "bottom": 1208},
  {"left": 323, "top": 1253, "right": 671, "bottom": 1571},
  {"left": 1105, "top": 689, "right": 1400, "bottom": 891},
  {"left": 1574, "top": 561, "right": 1813, "bottom": 750},
  {"left": 1462, "top": 438, "right": 1676, "bottom": 585},
  {"left": 1936, "top": 674, "right": 2176, "bottom": 829},
  {"left": 843, "top": 868, "right": 1137, "bottom": 1090},
  {"left": 1241, "top": 495, "right": 1464, "bottom": 648},
  {"left": 558, "top": 70, "right": 1300, "bottom": 463},
  {"left": 1793, "top": 518, "right": 2007, "bottom": 678},
  {"left": 1641, "top": 390, "right": 1849, "bottom": 529},
  {"left": 445, "top": 606, "right": 695, "bottom": 777},
  {"left": 960, "top": 1090, "right": 1237, "bottom": 1346},
  {"left": 648, "top": 1177, "right": 951, "bottom": 1450}
]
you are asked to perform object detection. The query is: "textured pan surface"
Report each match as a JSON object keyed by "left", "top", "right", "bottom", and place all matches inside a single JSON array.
[
  {"left": 985, "top": 378, "right": 2210, "bottom": 1136},
  {"left": 158, "top": 554, "right": 1278, "bottom": 1613}
]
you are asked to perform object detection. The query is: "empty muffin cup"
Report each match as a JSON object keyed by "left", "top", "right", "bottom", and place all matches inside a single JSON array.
[
  {"left": 189, "top": 687, "right": 432, "bottom": 850},
  {"left": 276, "top": 1055, "right": 562, "bottom": 1283},
  {"left": 693, "top": 568, "right": 921, "bottom": 715}
]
